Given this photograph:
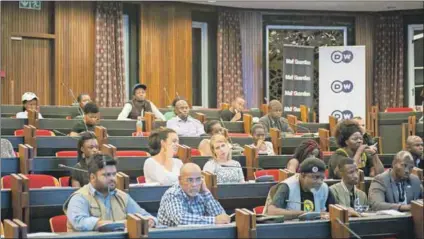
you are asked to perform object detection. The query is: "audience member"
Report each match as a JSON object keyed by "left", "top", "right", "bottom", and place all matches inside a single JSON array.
[
  {"left": 258, "top": 100, "right": 293, "bottom": 133},
  {"left": 70, "top": 132, "right": 99, "bottom": 187},
  {"left": 16, "top": 92, "right": 43, "bottom": 119},
  {"left": 75, "top": 93, "right": 92, "bottom": 118},
  {"left": 203, "top": 134, "right": 245, "bottom": 184},
  {"left": 405, "top": 135, "right": 423, "bottom": 170},
  {"left": 117, "top": 83, "right": 165, "bottom": 121},
  {"left": 143, "top": 128, "right": 183, "bottom": 185},
  {"left": 330, "top": 158, "right": 368, "bottom": 217},
  {"left": 353, "top": 116, "right": 376, "bottom": 146},
  {"left": 166, "top": 99, "right": 205, "bottom": 137},
  {"left": 69, "top": 102, "right": 100, "bottom": 137},
  {"left": 250, "top": 124, "right": 275, "bottom": 155},
  {"left": 287, "top": 140, "right": 322, "bottom": 173},
  {"left": 368, "top": 151, "right": 422, "bottom": 211},
  {"left": 157, "top": 163, "right": 230, "bottom": 226},
  {"left": 64, "top": 154, "right": 157, "bottom": 232},
  {"left": 164, "top": 97, "right": 184, "bottom": 121},
  {"left": 328, "top": 120, "right": 384, "bottom": 179},
  {"left": 198, "top": 120, "right": 225, "bottom": 156},
  {"left": 265, "top": 158, "right": 334, "bottom": 219},
  {"left": 220, "top": 97, "right": 245, "bottom": 122},
  {"left": 0, "top": 139, "right": 15, "bottom": 158}
]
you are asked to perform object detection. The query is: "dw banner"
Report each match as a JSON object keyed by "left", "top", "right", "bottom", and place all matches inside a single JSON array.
[{"left": 319, "top": 46, "right": 366, "bottom": 123}]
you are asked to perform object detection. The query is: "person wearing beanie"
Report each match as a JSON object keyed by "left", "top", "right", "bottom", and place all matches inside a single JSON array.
[
  {"left": 264, "top": 158, "right": 335, "bottom": 219},
  {"left": 117, "top": 83, "right": 165, "bottom": 121},
  {"left": 328, "top": 120, "right": 384, "bottom": 179}
]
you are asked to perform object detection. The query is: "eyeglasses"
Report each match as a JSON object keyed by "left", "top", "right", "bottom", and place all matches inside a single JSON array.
[{"left": 183, "top": 176, "right": 203, "bottom": 184}]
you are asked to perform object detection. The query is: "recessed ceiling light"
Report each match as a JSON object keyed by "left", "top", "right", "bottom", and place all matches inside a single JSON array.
[{"left": 207, "top": 0, "right": 216, "bottom": 3}]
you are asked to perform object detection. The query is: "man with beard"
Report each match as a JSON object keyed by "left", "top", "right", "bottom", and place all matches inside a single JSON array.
[
  {"left": 166, "top": 99, "right": 205, "bottom": 137},
  {"left": 117, "top": 83, "right": 165, "bottom": 121},
  {"left": 406, "top": 135, "right": 423, "bottom": 170},
  {"left": 64, "top": 154, "right": 157, "bottom": 232},
  {"left": 264, "top": 158, "right": 335, "bottom": 219},
  {"left": 157, "top": 163, "right": 230, "bottom": 226},
  {"left": 368, "top": 151, "right": 422, "bottom": 211}
]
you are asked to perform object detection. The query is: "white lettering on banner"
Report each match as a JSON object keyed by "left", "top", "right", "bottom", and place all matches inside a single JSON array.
[
  {"left": 284, "top": 106, "right": 301, "bottom": 112},
  {"left": 284, "top": 91, "right": 311, "bottom": 97},
  {"left": 285, "top": 58, "right": 312, "bottom": 65},
  {"left": 285, "top": 75, "right": 311, "bottom": 81},
  {"left": 343, "top": 83, "right": 352, "bottom": 90}
]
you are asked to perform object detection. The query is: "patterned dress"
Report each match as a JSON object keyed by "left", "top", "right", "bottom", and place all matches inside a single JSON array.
[{"left": 203, "top": 159, "right": 245, "bottom": 184}]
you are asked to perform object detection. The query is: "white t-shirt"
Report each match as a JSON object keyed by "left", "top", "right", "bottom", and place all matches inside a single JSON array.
[
  {"left": 143, "top": 157, "right": 183, "bottom": 185},
  {"left": 16, "top": 111, "right": 43, "bottom": 119}
]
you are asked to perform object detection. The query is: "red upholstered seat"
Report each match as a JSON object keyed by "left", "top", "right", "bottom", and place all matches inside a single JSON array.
[
  {"left": 385, "top": 107, "right": 413, "bottom": 113},
  {"left": 14, "top": 129, "right": 55, "bottom": 136},
  {"left": 116, "top": 151, "right": 150, "bottom": 157},
  {"left": 1, "top": 174, "right": 59, "bottom": 189},
  {"left": 56, "top": 150, "right": 150, "bottom": 157},
  {"left": 253, "top": 206, "right": 265, "bottom": 214},
  {"left": 56, "top": 151, "right": 77, "bottom": 157},
  {"left": 59, "top": 176, "right": 70, "bottom": 187},
  {"left": 132, "top": 132, "right": 151, "bottom": 137},
  {"left": 49, "top": 215, "right": 68, "bottom": 233},
  {"left": 137, "top": 176, "right": 146, "bottom": 184},
  {"left": 254, "top": 169, "right": 279, "bottom": 181},
  {"left": 191, "top": 148, "right": 201, "bottom": 156}
]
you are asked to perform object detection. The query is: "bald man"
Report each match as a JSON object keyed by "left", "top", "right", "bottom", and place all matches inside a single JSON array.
[
  {"left": 406, "top": 136, "right": 423, "bottom": 170},
  {"left": 166, "top": 100, "right": 205, "bottom": 137},
  {"left": 259, "top": 100, "right": 293, "bottom": 133},
  {"left": 157, "top": 163, "right": 230, "bottom": 226},
  {"left": 220, "top": 97, "right": 245, "bottom": 122},
  {"left": 368, "top": 151, "right": 422, "bottom": 212}
]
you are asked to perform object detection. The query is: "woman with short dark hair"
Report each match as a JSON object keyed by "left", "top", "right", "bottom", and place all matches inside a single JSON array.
[
  {"left": 327, "top": 120, "right": 384, "bottom": 179},
  {"left": 143, "top": 128, "right": 183, "bottom": 185}
]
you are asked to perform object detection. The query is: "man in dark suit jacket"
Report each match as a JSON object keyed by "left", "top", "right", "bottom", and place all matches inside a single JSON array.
[
  {"left": 368, "top": 151, "right": 422, "bottom": 212},
  {"left": 259, "top": 100, "right": 293, "bottom": 134}
]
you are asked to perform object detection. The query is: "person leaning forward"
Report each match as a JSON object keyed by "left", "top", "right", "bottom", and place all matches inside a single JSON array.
[
  {"left": 264, "top": 157, "right": 335, "bottom": 220},
  {"left": 64, "top": 154, "right": 157, "bottom": 232}
]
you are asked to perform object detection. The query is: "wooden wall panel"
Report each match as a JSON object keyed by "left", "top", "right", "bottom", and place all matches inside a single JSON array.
[
  {"left": 140, "top": 3, "right": 192, "bottom": 107},
  {"left": 54, "top": 1, "right": 95, "bottom": 105},
  {"left": 1, "top": 1, "right": 53, "bottom": 105},
  {"left": 355, "top": 14, "right": 375, "bottom": 121}
]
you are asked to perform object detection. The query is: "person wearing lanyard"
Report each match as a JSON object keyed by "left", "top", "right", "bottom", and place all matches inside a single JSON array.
[
  {"left": 368, "top": 151, "right": 423, "bottom": 212},
  {"left": 330, "top": 158, "right": 368, "bottom": 217}
]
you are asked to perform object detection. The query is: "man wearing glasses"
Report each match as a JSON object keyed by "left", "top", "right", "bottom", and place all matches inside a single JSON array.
[{"left": 157, "top": 163, "right": 230, "bottom": 226}]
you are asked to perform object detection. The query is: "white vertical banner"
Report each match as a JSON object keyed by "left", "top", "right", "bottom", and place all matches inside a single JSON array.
[{"left": 319, "top": 46, "right": 366, "bottom": 123}]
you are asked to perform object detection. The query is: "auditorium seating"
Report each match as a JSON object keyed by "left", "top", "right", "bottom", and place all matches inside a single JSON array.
[
  {"left": 385, "top": 107, "right": 414, "bottom": 112},
  {"left": 59, "top": 176, "right": 70, "bottom": 187},
  {"left": 254, "top": 169, "right": 280, "bottom": 181},
  {"left": 191, "top": 148, "right": 201, "bottom": 156},
  {"left": 253, "top": 205, "right": 264, "bottom": 214},
  {"left": 137, "top": 176, "right": 146, "bottom": 184},
  {"left": 1, "top": 174, "right": 59, "bottom": 189},
  {"left": 56, "top": 150, "right": 150, "bottom": 157},
  {"left": 49, "top": 215, "right": 67, "bottom": 233},
  {"left": 14, "top": 129, "right": 55, "bottom": 136}
]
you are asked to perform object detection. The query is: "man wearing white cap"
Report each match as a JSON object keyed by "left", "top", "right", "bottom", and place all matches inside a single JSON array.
[{"left": 16, "top": 92, "right": 44, "bottom": 119}]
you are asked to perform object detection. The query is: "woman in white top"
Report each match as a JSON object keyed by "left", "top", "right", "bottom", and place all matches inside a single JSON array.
[
  {"left": 143, "top": 128, "right": 183, "bottom": 185},
  {"left": 16, "top": 92, "right": 44, "bottom": 119},
  {"left": 203, "top": 134, "right": 245, "bottom": 184},
  {"left": 250, "top": 124, "right": 275, "bottom": 155}
]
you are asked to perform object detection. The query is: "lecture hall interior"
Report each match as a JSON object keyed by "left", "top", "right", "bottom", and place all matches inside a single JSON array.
[{"left": 0, "top": 0, "right": 423, "bottom": 238}]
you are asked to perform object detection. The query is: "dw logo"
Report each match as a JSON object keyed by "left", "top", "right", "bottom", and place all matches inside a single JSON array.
[
  {"left": 331, "top": 110, "right": 354, "bottom": 120},
  {"left": 331, "top": 80, "right": 354, "bottom": 93},
  {"left": 331, "top": 50, "right": 354, "bottom": 63}
]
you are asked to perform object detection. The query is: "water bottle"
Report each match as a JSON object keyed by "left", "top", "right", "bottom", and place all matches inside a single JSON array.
[{"left": 136, "top": 117, "right": 143, "bottom": 136}]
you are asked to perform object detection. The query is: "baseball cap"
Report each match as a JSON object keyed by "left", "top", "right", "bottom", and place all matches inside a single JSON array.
[
  {"left": 21, "top": 92, "right": 39, "bottom": 102},
  {"left": 299, "top": 157, "right": 326, "bottom": 173},
  {"left": 132, "top": 84, "right": 147, "bottom": 94}
]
